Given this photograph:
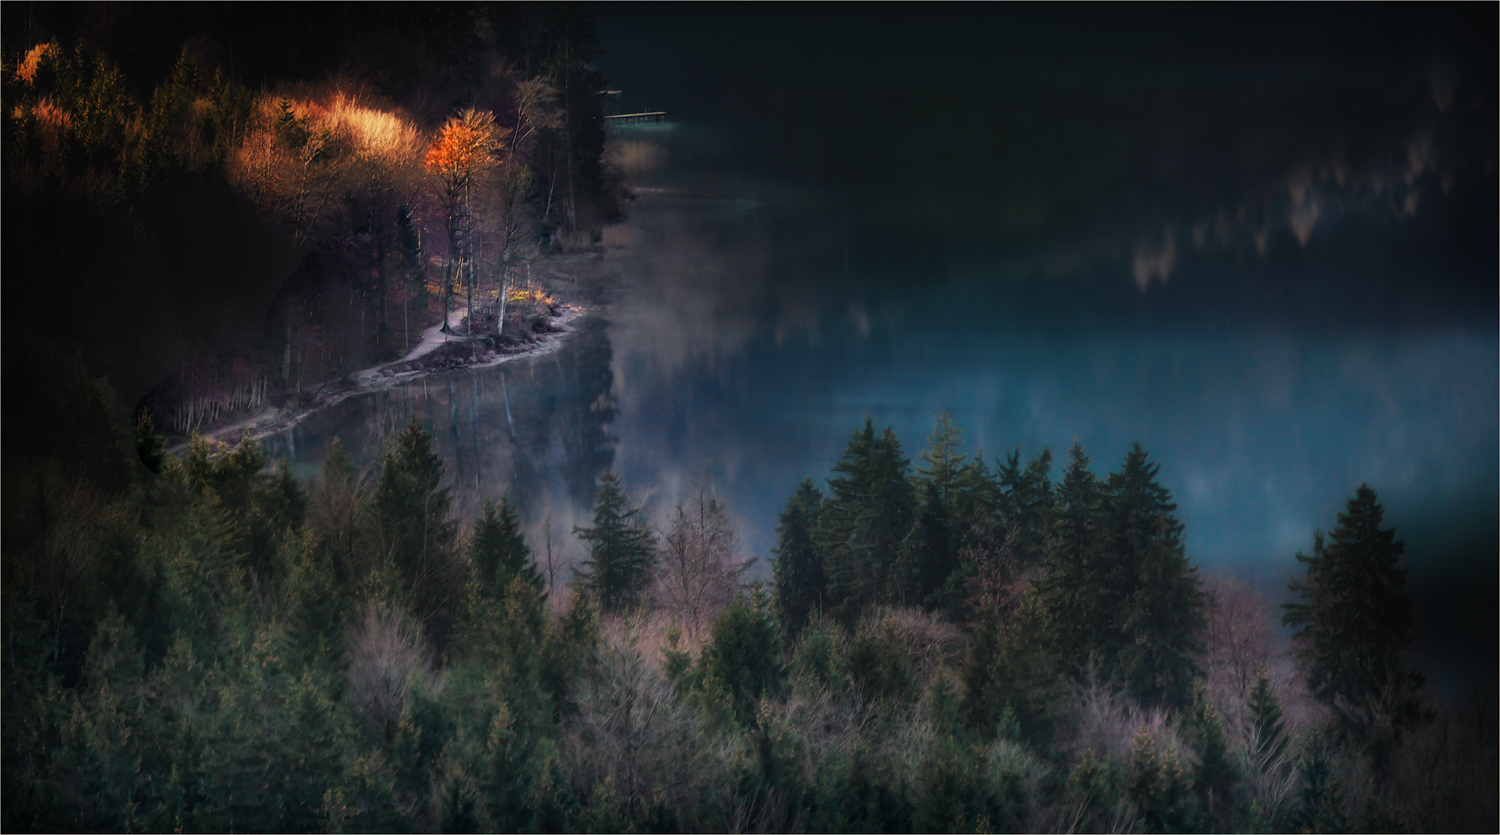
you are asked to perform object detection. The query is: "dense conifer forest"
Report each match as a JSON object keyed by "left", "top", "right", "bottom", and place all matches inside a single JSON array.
[{"left": 3, "top": 371, "right": 1494, "bottom": 831}]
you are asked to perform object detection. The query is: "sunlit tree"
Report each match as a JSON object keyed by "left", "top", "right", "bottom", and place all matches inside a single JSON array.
[
  {"left": 229, "top": 96, "right": 352, "bottom": 247},
  {"left": 326, "top": 94, "right": 426, "bottom": 346},
  {"left": 425, "top": 108, "right": 506, "bottom": 333}
]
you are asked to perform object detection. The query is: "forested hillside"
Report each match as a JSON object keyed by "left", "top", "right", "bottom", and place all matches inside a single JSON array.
[{"left": 4, "top": 388, "right": 1492, "bottom": 831}]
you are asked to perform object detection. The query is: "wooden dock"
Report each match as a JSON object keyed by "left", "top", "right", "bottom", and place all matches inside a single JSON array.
[{"left": 603, "top": 111, "right": 667, "bottom": 126}]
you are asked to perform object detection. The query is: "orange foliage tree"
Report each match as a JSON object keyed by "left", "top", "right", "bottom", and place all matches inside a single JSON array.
[{"left": 425, "top": 109, "right": 506, "bottom": 332}]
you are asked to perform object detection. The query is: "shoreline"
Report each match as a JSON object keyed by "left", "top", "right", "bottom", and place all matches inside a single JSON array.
[{"left": 166, "top": 299, "right": 589, "bottom": 454}]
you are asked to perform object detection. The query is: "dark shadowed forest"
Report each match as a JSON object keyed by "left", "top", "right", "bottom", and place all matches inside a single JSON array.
[
  {"left": 5, "top": 396, "right": 1496, "bottom": 831},
  {"left": 3, "top": 4, "right": 1497, "bottom": 834}
]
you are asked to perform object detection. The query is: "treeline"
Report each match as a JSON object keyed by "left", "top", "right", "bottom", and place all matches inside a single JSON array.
[
  {"left": 2, "top": 384, "right": 1495, "bottom": 831},
  {"left": 2, "top": 4, "right": 622, "bottom": 440}
]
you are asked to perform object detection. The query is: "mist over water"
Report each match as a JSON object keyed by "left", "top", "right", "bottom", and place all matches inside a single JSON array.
[{"left": 268, "top": 6, "right": 1495, "bottom": 686}]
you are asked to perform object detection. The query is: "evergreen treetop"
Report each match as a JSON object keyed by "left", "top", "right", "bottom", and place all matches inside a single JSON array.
[
  {"left": 772, "top": 477, "right": 825, "bottom": 639},
  {"left": 1035, "top": 442, "right": 1205, "bottom": 709},
  {"left": 573, "top": 470, "right": 655, "bottom": 614},
  {"left": 373, "top": 417, "right": 458, "bottom": 646},
  {"left": 1283, "top": 484, "right": 1422, "bottom": 743},
  {"left": 998, "top": 444, "right": 1053, "bottom": 567},
  {"left": 1106, "top": 443, "right": 1205, "bottom": 710},
  {"left": 818, "top": 418, "right": 917, "bottom": 621},
  {"left": 1246, "top": 665, "right": 1289, "bottom": 774},
  {"left": 468, "top": 498, "right": 543, "bottom": 598},
  {"left": 917, "top": 412, "right": 966, "bottom": 505}
]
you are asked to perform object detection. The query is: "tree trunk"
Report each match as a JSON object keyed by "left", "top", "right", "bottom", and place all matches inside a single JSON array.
[
  {"left": 442, "top": 255, "right": 453, "bottom": 335},
  {"left": 373, "top": 207, "right": 388, "bottom": 347}
]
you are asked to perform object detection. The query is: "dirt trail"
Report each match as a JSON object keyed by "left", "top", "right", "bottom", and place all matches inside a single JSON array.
[{"left": 168, "top": 299, "right": 585, "bottom": 453}]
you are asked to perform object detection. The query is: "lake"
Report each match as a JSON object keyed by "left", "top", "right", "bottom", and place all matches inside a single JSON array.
[{"left": 266, "top": 6, "right": 1497, "bottom": 686}]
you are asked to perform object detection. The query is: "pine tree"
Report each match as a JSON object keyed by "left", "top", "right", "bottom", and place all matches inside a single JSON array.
[
  {"left": 374, "top": 417, "right": 458, "bottom": 646},
  {"left": 1245, "top": 665, "right": 1289, "bottom": 775},
  {"left": 818, "top": 419, "right": 916, "bottom": 621},
  {"left": 1039, "top": 442, "right": 1107, "bottom": 659},
  {"left": 1283, "top": 484, "right": 1422, "bottom": 749},
  {"left": 277, "top": 531, "right": 346, "bottom": 671},
  {"left": 900, "top": 413, "right": 967, "bottom": 607},
  {"left": 245, "top": 457, "right": 307, "bottom": 579},
  {"left": 772, "top": 478, "right": 825, "bottom": 639},
  {"left": 928, "top": 449, "right": 999, "bottom": 619},
  {"left": 1127, "top": 724, "right": 1196, "bottom": 834},
  {"left": 1187, "top": 679, "right": 1235, "bottom": 822},
  {"left": 573, "top": 471, "right": 654, "bottom": 614},
  {"left": 1106, "top": 443, "right": 1206, "bottom": 709},
  {"left": 1289, "top": 730, "right": 1347, "bottom": 834},
  {"left": 698, "top": 589, "right": 784, "bottom": 725},
  {"left": 997, "top": 445, "right": 1053, "bottom": 567},
  {"left": 1036, "top": 443, "right": 1205, "bottom": 709},
  {"left": 308, "top": 438, "right": 371, "bottom": 588},
  {"left": 468, "top": 498, "right": 542, "bottom": 597}
]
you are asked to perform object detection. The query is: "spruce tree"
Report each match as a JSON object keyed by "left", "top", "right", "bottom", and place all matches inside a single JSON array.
[
  {"left": 997, "top": 445, "right": 1053, "bottom": 567},
  {"left": 1107, "top": 443, "right": 1206, "bottom": 709},
  {"left": 900, "top": 413, "right": 967, "bottom": 607},
  {"left": 308, "top": 438, "right": 371, "bottom": 588},
  {"left": 573, "top": 470, "right": 654, "bottom": 614},
  {"left": 374, "top": 417, "right": 459, "bottom": 645},
  {"left": 1037, "top": 443, "right": 1204, "bottom": 709},
  {"left": 772, "top": 478, "right": 825, "bottom": 639},
  {"left": 1039, "top": 442, "right": 1107, "bottom": 659},
  {"left": 1245, "top": 665, "right": 1289, "bottom": 775},
  {"left": 818, "top": 418, "right": 916, "bottom": 621},
  {"left": 468, "top": 498, "right": 542, "bottom": 597},
  {"left": 698, "top": 590, "right": 784, "bottom": 725},
  {"left": 1283, "top": 484, "right": 1422, "bottom": 748},
  {"left": 1290, "top": 730, "right": 1347, "bottom": 834},
  {"left": 1127, "top": 725, "right": 1196, "bottom": 834},
  {"left": 927, "top": 449, "right": 999, "bottom": 618},
  {"left": 1187, "top": 679, "right": 1235, "bottom": 821}
]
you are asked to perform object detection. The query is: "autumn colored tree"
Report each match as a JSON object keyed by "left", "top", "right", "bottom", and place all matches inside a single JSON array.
[
  {"left": 327, "top": 94, "right": 425, "bottom": 347},
  {"left": 425, "top": 108, "right": 506, "bottom": 333}
]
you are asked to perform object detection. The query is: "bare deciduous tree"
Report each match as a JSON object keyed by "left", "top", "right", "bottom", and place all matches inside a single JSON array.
[
  {"left": 345, "top": 602, "right": 433, "bottom": 743},
  {"left": 306, "top": 438, "right": 373, "bottom": 584},
  {"left": 1202, "top": 575, "right": 1281, "bottom": 719},
  {"left": 651, "top": 490, "right": 750, "bottom": 639},
  {"left": 566, "top": 620, "right": 699, "bottom": 821}
]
